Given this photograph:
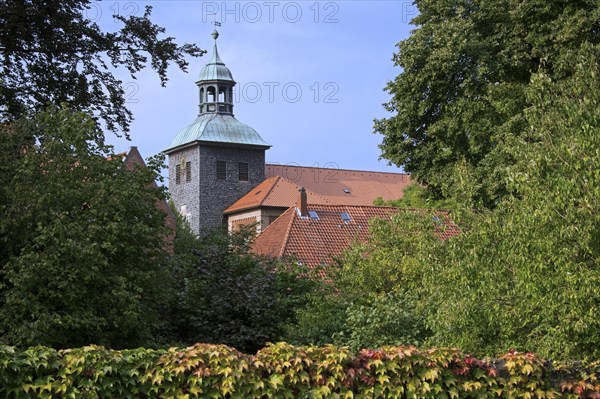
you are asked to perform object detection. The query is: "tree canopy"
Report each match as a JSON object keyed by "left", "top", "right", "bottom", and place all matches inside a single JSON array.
[
  {"left": 167, "top": 224, "right": 318, "bottom": 354},
  {"left": 290, "top": 45, "right": 600, "bottom": 359},
  {"left": 0, "top": 0, "right": 203, "bottom": 136},
  {"left": 0, "top": 109, "right": 317, "bottom": 351},
  {"left": 375, "top": 0, "right": 599, "bottom": 207},
  {"left": 0, "top": 106, "right": 172, "bottom": 348},
  {"left": 287, "top": 211, "right": 438, "bottom": 351},
  {"left": 423, "top": 46, "right": 600, "bottom": 359}
]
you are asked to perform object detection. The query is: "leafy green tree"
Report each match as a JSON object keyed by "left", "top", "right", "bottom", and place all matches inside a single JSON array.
[
  {"left": 375, "top": 0, "right": 599, "bottom": 207},
  {"left": 0, "top": 0, "right": 202, "bottom": 135},
  {"left": 168, "top": 225, "right": 317, "bottom": 354},
  {"left": 0, "top": 106, "right": 172, "bottom": 349},
  {"left": 288, "top": 212, "right": 438, "bottom": 350},
  {"left": 296, "top": 50, "right": 600, "bottom": 356},
  {"left": 374, "top": 183, "right": 457, "bottom": 209},
  {"left": 284, "top": 290, "right": 347, "bottom": 347},
  {"left": 423, "top": 45, "right": 600, "bottom": 359}
]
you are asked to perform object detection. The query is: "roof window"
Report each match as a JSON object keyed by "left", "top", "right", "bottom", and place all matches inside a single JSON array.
[
  {"left": 308, "top": 210, "right": 319, "bottom": 220},
  {"left": 343, "top": 188, "right": 351, "bottom": 193},
  {"left": 340, "top": 212, "right": 351, "bottom": 223}
]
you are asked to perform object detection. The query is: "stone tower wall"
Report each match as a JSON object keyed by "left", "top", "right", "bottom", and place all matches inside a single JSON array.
[
  {"left": 169, "top": 144, "right": 265, "bottom": 235},
  {"left": 168, "top": 146, "right": 201, "bottom": 233},
  {"left": 197, "top": 145, "right": 265, "bottom": 232}
]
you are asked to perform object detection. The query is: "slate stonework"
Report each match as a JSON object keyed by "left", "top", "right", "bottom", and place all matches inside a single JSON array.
[
  {"left": 168, "top": 146, "right": 200, "bottom": 233},
  {"left": 169, "top": 143, "right": 265, "bottom": 234}
]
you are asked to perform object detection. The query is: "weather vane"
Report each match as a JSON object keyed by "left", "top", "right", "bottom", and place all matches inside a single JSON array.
[{"left": 211, "top": 19, "right": 222, "bottom": 42}]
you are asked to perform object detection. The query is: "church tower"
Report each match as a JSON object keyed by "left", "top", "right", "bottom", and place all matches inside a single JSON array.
[{"left": 165, "top": 30, "right": 270, "bottom": 234}]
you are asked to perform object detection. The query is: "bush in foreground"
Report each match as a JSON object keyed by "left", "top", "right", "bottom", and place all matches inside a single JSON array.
[{"left": 1, "top": 343, "right": 599, "bottom": 398}]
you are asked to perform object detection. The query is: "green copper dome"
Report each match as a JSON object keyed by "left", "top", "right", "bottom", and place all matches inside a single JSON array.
[
  {"left": 197, "top": 44, "right": 235, "bottom": 82},
  {"left": 166, "top": 114, "right": 270, "bottom": 151},
  {"left": 165, "top": 30, "right": 270, "bottom": 152}
]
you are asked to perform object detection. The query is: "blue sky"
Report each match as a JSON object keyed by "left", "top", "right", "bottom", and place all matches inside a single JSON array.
[{"left": 100, "top": 1, "right": 418, "bottom": 176}]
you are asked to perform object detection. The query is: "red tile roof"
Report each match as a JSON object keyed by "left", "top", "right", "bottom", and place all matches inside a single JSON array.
[
  {"left": 252, "top": 204, "right": 459, "bottom": 273},
  {"left": 265, "top": 164, "right": 412, "bottom": 206},
  {"left": 224, "top": 175, "right": 333, "bottom": 214},
  {"left": 225, "top": 165, "right": 413, "bottom": 214}
]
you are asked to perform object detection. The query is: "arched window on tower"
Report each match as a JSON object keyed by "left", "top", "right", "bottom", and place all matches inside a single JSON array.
[
  {"left": 218, "top": 87, "right": 227, "bottom": 112},
  {"left": 199, "top": 88, "right": 205, "bottom": 113},
  {"left": 207, "top": 86, "right": 216, "bottom": 112}
]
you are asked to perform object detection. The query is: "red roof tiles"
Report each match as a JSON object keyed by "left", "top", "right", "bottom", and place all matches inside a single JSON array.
[
  {"left": 252, "top": 204, "right": 459, "bottom": 272},
  {"left": 265, "top": 164, "right": 412, "bottom": 206},
  {"left": 226, "top": 165, "right": 413, "bottom": 215},
  {"left": 224, "top": 175, "right": 333, "bottom": 214}
]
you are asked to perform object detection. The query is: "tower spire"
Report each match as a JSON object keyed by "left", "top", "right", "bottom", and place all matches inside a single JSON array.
[
  {"left": 165, "top": 26, "right": 270, "bottom": 235},
  {"left": 196, "top": 29, "right": 235, "bottom": 115}
]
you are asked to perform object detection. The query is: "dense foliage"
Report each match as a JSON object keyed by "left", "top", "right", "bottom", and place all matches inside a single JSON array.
[
  {"left": 374, "top": 183, "right": 456, "bottom": 209},
  {"left": 0, "top": 127, "right": 317, "bottom": 351},
  {"left": 292, "top": 46, "right": 600, "bottom": 360},
  {"left": 0, "top": 106, "right": 171, "bottom": 349},
  {"left": 288, "top": 212, "right": 438, "bottom": 350},
  {"left": 2, "top": 343, "right": 599, "bottom": 398},
  {"left": 1, "top": 0, "right": 598, "bottom": 370},
  {"left": 0, "top": 0, "right": 202, "bottom": 135},
  {"left": 375, "top": 0, "right": 599, "bottom": 206},
  {"left": 167, "top": 225, "right": 318, "bottom": 354},
  {"left": 423, "top": 46, "right": 600, "bottom": 360}
]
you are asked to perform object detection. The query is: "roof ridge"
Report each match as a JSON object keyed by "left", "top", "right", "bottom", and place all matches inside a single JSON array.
[
  {"left": 278, "top": 207, "right": 296, "bottom": 258},
  {"left": 266, "top": 163, "right": 410, "bottom": 176},
  {"left": 224, "top": 176, "right": 282, "bottom": 214},
  {"left": 303, "top": 203, "right": 404, "bottom": 211}
]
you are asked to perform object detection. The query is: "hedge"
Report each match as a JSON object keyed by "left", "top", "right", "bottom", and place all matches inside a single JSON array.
[{"left": 0, "top": 343, "right": 598, "bottom": 398}]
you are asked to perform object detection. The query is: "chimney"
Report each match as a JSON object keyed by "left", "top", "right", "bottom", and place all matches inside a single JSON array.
[{"left": 297, "top": 187, "right": 308, "bottom": 217}]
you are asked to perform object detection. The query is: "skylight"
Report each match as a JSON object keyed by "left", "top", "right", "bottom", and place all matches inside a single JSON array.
[
  {"left": 308, "top": 210, "right": 319, "bottom": 220},
  {"left": 340, "top": 212, "right": 351, "bottom": 223},
  {"left": 343, "top": 188, "right": 351, "bottom": 193}
]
